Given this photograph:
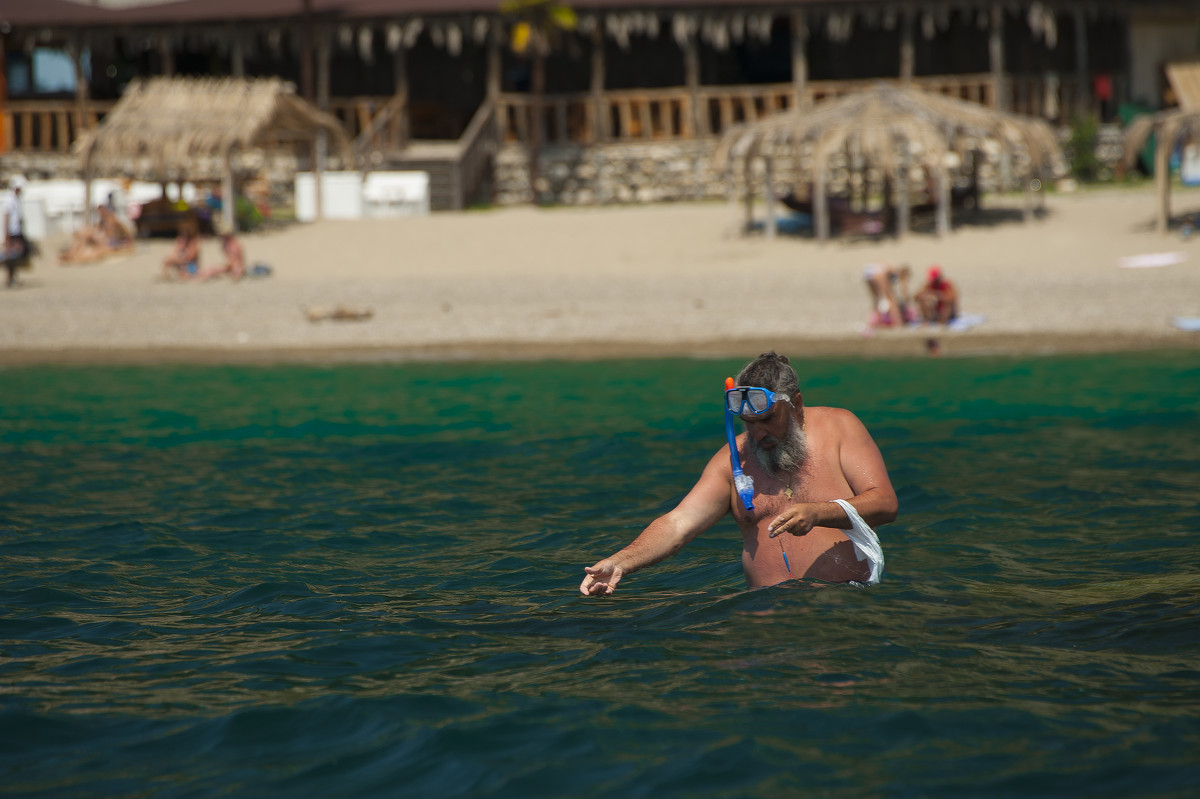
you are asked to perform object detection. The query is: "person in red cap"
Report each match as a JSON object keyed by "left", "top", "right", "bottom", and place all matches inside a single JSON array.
[{"left": 916, "top": 265, "right": 958, "bottom": 324}]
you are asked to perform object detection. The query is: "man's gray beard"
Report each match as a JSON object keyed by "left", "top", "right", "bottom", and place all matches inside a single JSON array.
[{"left": 750, "top": 415, "right": 809, "bottom": 477}]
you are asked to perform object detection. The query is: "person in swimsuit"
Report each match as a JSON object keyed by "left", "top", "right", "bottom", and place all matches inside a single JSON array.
[
  {"left": 862, "top": 261, "right": 915, "bottom": 327},
  {"left": 916, "top": 265, "right": 959, "bottom": 324},
  {"left": 161, "top": 219, "right": 201, "bottom": 281},
  {"left": 196, "top": 233, "right": 246, "bottom": 281},
  {"left": 580, "top": 351, "right": 898, "bottom": 595}
]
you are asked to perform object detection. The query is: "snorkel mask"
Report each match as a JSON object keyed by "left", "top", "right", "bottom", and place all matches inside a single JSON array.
[{"left": 724, "top": 379, "right": 793, "bottom": 510}]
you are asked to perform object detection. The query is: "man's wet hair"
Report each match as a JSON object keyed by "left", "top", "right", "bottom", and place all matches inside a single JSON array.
[{"left": 735, "top": 351, "right": 799, "bottom": 396}]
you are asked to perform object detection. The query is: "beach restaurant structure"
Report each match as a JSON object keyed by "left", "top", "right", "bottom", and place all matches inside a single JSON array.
[{"left": 1, "top": 0, "right": 1197, "bottom": 209}]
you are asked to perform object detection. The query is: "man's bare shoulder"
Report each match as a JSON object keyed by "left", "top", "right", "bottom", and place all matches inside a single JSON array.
[{"left": 805, "top": 405, "right": 865, "bottom": 426}]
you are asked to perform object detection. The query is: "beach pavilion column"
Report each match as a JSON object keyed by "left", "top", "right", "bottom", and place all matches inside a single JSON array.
[
  {"left": 790, "top": 10, "right": 808, "bottom": 109},
  {"left": 69, "top": 34, "right": 91, "bottom": 179},
  {"left": 221, "top": 144, "right": 236, "bottom": 234},
  {"left": 230, "top": 26, "right": 246, "bottom": 78},
  {"left": 763, "top": 156, "right": 777, "bottom": 239},
  {"left": 159, "top": 33, "right": 175, "bottom": 78},
  {"left": 1074, "top": 6, "right": 1091, "bottom": 119},
  {"left": 935, "top": 159, "right": 950, "bottom": 237},
  {"left": 989, "top": 4, "right": 1006, "bottom": 110},
  {"left": 899, "top": 10, "right": 914, "bottom": 84},
  {"left": 895, "top": 155, "right": 911, "bottom": 240},
  {"left": 313, "top": 26, "right": 332, "bottom": 221},
  {"left": 393, "top": 35, "right": 410, "bottom": 149},
  {"left": 684, "top": 31, "right": 704, "bottom": 137},
  {"left": 814, "top": 158, "right": 829, "bottom": 242},
  {"left": 1155, "top": 119, "right": 1176, "bottom": 235},
  {"left": 589, "top": 24, "right": 607, "bottom": 142},
  {"left": 0, "top": 35, "right": 7, "bottom": 153},
  {"left": 301, "top": 0, "right": 314, "bottom": 101}
]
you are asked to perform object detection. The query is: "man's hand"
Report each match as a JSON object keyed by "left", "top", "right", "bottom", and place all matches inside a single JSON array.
[
  {"left": 767, "top": 502, "right": 826, "bottom": 538},
  {"left": 580, "top": 559, "right": 624, "bottom": 596}
]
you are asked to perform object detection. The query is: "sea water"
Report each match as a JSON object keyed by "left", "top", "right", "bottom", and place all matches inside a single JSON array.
[{"left": 1, "top": 353, "right": 1198, "bottom": 798}]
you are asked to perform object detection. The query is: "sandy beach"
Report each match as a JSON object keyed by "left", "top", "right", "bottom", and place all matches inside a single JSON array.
[{"left": 4, "top": 183, "right": 1200, "bottom": 364}]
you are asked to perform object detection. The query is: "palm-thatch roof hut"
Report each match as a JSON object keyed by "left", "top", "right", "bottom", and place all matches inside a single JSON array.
[
  {"left": 1120, "top": 60, "right": 1200, "bottom": 236},
  {"left": 715, "top": 83, "right": 1062, "bottom": 241},
  {"left": 74, "top": 76, "right": 350, "bottom": 231}
]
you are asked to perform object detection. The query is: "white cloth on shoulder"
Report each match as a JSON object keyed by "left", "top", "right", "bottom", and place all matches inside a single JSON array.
[{"left": 830, "top": 499, "right": 885, "bottom": 585}]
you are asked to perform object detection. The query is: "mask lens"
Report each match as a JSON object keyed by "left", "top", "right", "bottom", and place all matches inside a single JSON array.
[
  {"left": 726, "top": 390, "right": 744, "bottom": 414},
  {"left": 746, "top": 389, "right": 771, "bottom": 413}
]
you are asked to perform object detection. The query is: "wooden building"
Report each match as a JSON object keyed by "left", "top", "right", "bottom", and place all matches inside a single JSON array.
[{"left": 1, "top": 1, "right": 1197, "bottom": 209}]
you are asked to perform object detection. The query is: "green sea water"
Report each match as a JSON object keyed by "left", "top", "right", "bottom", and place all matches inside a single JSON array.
[{"left": 1, "top": 352, "right": 1198, "bottom": 798}]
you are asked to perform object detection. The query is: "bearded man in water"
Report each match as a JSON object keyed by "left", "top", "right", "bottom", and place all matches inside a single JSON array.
[{"left": 580, "top": 351, "right": 898, "bottom": 596}]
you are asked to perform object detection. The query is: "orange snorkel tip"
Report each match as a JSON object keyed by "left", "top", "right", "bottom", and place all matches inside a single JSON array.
[{"left": 724, "top": 376, "right": 735, "bottom": 390}]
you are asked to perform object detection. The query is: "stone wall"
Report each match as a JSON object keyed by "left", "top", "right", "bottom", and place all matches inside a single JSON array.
[
  {"left": 0, "top": 122, "right": 1132, "bottom": 208},
  {"left": 493, "top": 123, "right": 1128, "bottom": 207}
]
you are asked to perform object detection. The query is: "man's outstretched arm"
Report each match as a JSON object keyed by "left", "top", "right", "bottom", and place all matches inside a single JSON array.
[{"left": 580, "top": 451, "right": 732, "bottom": 597}]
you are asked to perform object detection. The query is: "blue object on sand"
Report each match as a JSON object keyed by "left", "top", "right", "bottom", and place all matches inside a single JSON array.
[{"left": 1171, "top": 316, "right": 1200, "bottom": 332}]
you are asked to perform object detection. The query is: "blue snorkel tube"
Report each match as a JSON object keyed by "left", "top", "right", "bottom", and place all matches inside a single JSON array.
[{"left": 724, "top": 377, "right": 755, "bottom": 511}]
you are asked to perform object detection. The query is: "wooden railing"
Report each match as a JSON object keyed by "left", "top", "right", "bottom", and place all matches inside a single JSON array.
[
  {"left": 450, "top": 98, "right": 496, "bottom": 210},
  {"left": 329, "top": 95, "right": 395, "bottom": 142},
  {"left": 351, "top": 94, "right": 409, "bottom": 163},
  {"left": 2, "top": 72, "right": 1109, "bottom": 157},
  {"left": 496, "top": 73, "right": 1099, "bottom": 146},
  {"left": 3, "top": 99, "right": 116, "bottom": 152}
]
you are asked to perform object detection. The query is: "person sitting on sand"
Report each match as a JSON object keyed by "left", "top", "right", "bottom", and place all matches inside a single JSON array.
[
  {"left": 863, "top": 262, "right": 915, "bottom": 327},
  {"left": 580, "top": 351, "right": 897, "bottom": 595},
  {"left": 916, "top": 266, "right": 959, "bottom": 324},
  {"left": 60, "top": 205, "right": 133, "bottom": 265},
  {"left": 196, "top": 233, "right": 245, "bottom": 282},
  {"left": 161, "top": 220, "right": 201, "bottom": 281},
  {"left": 917, "top": 265, "right": 958, "bottom": 325}
]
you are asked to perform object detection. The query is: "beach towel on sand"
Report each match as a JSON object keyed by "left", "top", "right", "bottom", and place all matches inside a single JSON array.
[
  {"left": 947, "top": 313, "right": 986, "bottom": 332},
  {"left": 831, "top": 498, "right": 884, "bottom": 585}
]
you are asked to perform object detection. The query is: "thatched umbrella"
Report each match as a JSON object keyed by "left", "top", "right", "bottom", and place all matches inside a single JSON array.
[
  {"left": 1120, "top": 109, "right": 1200, "bottom": 235},
  {"left": 74, "top": 76, "right": 350, "bottom": 231},
  {"left": 714, "top": 83, "right": 1062, "bottom": 241}
]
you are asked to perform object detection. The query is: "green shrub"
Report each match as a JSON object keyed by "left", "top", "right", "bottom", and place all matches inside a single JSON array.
[{"left": 1068, "top": 114, "right": 1102, "bottom": 183}]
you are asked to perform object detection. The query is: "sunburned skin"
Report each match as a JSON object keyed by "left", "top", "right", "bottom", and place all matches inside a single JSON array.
[
  {"left": 580, "top": 357, "right": 897, "bottom": 598},
  {"left": 728, "top": 414, "right": 871, "bottom": 586}
]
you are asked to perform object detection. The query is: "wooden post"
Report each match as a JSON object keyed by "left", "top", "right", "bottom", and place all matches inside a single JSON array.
[
  {"left": 393, "top": 43, "right": 409, "bottom": 149},
  {"left": 316, "top": 28, "right": 330, "bottom": 112},
  {"left": 815, "top": 161, "right": 829, "bottom": 242},
  {"left": 790, "top": 10, "right": 808, "bottom": 110},
  {"left": 742, "top": 160, "right": 754, "bottom": 234},
  {"left": 936, "top": 165, "right": 950, "bottom": 237},
  {"left": 0, "top": 35, "right": 7, "bottom": 153},
  {"left": 82, "top": 152, "right": 94, "bottom": 229},
  {"left": 313, "top": 137, "right": 324, "bottom": 222},
  {"left": 764, "top": 157, "right": 777, "bottom": 239},
  {"left": 1156, "top": 122, "right": 1171, "bottom": 235},
  {"left": 899, "top": 10, "right": 914, "bottom": 84},
  {"left": 159, "top": 33, "right": 175, "bottom": 77},
  {"left": 222, "top": 146, "right": 236, "bottom": 234},
  {"left": 231, "top": 28, "right": 245, "bottom": 78},
  {"left": 590, "top": 25, "right": 606, "bottom": 142},
  {"left": 301, "top": 0, "right": 314, "bottom": 101},
  {"left": 684, "top": 35, "right": 703, "bottom": 137},
  {"left": 70, "top": 36, "right": 90, "bottom": 140},
  {"left": 989, "top": 4, "right": 1006, "bottom": 111},
  {"left": 1074, "top": 7, "right": 1090, "bottom": 119},
  {"left": 896, "top": 163, "right": 910, "bottom": 240}
]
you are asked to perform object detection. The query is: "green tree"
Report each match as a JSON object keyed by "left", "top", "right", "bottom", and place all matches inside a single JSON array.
[{"left": 501, "top": 0, "right": 577, "bottom": 204}]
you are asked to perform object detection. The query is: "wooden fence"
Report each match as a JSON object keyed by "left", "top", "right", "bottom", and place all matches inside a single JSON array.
[{"left": 2, "top": 72, "right": 1112, "bottom": 156}]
